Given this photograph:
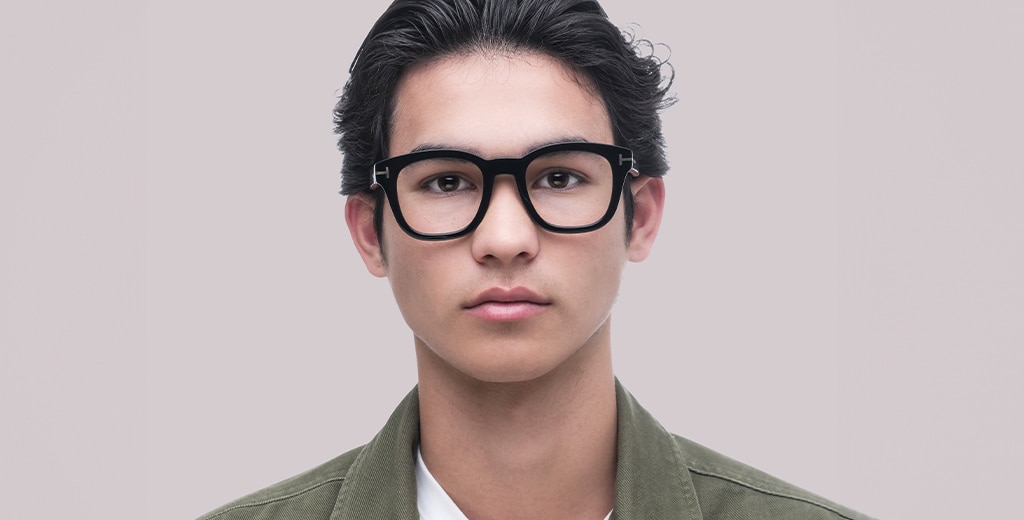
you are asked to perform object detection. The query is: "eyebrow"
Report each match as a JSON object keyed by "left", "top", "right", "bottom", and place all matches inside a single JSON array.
[{"left": 407, "top": 135, "right": 597, "bottom": 157}]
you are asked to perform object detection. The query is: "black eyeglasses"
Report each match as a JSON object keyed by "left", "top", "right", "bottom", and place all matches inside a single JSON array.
[{"left": 370, "top": 142, "right": 638, "bottom": 241}]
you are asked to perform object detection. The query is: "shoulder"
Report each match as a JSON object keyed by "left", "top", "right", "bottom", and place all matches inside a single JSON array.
[
  {"left": 196, "top": 446, "right": 363, "bottom": 520},
  {"left": 672, "top": 435, "right": 874, "bottom": 520}
]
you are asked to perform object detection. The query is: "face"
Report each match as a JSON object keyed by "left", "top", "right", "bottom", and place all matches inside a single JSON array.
[{"left": 347, "top": 51, "right": 663, "bottom": 384}]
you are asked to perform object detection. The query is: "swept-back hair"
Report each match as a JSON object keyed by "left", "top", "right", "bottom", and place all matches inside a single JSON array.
[{"left": 335, "top": 0, "right": 674, "bottom": 231}]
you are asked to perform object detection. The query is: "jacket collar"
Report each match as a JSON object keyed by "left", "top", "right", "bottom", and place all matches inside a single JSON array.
[{"left": 330, "top": 380, "right": 703, "bottom": 519}]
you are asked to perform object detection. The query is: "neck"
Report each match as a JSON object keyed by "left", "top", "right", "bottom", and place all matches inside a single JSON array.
[{"left": 415, "top": 322, "right": 617, "bottom": 520}]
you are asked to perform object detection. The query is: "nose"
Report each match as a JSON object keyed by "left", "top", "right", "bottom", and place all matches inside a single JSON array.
[{"left": 470, "top": 175, "right": 540, "bottom": 265}]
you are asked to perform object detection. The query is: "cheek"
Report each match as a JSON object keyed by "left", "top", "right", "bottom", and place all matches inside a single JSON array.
[
  {"left": 592, "top": 212, "right": 632, "bottom": 261},
  {"left": 559, "top": 223, "right": 630, "bottom": 301},
  {"left": 384, "top": 252, "right": 441, "bottom": 334},
  {"left": 381, "top": 225, "right": 456, "bottom": 317}
]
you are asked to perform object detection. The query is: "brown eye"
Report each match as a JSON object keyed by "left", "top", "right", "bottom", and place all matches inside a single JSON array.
[
  {"left": 547, "top": 172, "right": 569, "bottom": 188},
  {"left": 536, "top": 170, "right": 581, "bottom": 190},
  {"left": 424, "top": 174, "right": 474, "bottom": 194},
  {"left": 436, "top": 175, "right": 460, "bottom": 192}
]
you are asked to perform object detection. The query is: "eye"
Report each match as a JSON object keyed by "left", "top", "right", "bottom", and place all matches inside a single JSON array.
[
  {"left": 535, "top": 170, "right": 582, "bottom": 190},
  {"left": 424, "top": 174, "right": 474, "bottom": 193}
]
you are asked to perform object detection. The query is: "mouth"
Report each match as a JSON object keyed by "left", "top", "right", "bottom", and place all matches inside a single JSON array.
[{"left": 464, "top": 287, "right": 550, "bottom": 321}]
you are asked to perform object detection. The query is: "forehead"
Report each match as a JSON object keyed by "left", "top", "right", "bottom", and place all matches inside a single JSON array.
[{"left": 388, "top": 51, "right": 614, "bottom": 158}]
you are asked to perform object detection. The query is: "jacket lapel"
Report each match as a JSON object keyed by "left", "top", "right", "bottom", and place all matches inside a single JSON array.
[
  {"left": 612, "top": 380, "right": 704, "bottom": 519},
  {"left": 330, "top": 388, "right": 421, "bottom": 520}
]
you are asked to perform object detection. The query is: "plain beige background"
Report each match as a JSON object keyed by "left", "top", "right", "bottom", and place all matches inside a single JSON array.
[{"left": 2, "top": 1, "right": 1021, "bottom": 518}]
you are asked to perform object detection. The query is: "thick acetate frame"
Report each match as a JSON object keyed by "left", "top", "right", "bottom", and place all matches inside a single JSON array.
[{"left": 370, "top": 142, "right": 638, "bottom": 241}]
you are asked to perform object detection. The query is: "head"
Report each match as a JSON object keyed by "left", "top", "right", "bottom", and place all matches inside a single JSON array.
[
  {"left": 339, "top": 0, "right": 673, "bottom": 384},
  {"left": 335, "top": 0, "right": 674, "bottom": 243}
]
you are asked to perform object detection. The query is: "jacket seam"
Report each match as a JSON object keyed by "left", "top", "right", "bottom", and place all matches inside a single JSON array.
[
  {"left": 662, "top": 418, "right": 706, "bottom": 518},
  {"left": 687, "top": 468, "right": 859, "bottom": 520},
  {"left": 201, "top": 477, "right": 346, "bottom": 519}
]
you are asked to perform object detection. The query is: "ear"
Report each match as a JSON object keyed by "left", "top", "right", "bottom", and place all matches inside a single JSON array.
[
  {"left": 345, "top": 193, "right": 388, "bottom": 278},
  {"left": 627, "top": 175, "right": 665, "bottom": 262}
]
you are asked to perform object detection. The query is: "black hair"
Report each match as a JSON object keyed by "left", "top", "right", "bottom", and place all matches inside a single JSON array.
[{"left": 335, "top": 0, "right": 674, "bottom": 238}]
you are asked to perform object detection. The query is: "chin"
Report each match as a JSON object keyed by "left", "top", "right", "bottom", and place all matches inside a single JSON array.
[
  {"left": 416, "top": 330, "right": 602, "bottom": 387},
  {"left": 436, "top": 345, "right": 574, "bottom": 386}
]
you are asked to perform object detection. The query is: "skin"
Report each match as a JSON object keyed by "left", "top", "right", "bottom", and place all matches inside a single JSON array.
[{"left": 346, "top": 51, "right": 665, "bottom": 520}]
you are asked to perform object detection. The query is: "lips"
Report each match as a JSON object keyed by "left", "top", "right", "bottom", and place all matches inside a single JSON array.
[
  {"left": 464, "top": 287, "right": 550, "bottom": 321},
  {"left": 465, "top": 287, "right": 550, "bottom": 308}
]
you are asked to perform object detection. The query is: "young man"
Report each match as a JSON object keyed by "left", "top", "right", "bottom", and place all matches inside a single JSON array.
[{"left": 201, "top": 1, "right": 871, "bottom": 518}]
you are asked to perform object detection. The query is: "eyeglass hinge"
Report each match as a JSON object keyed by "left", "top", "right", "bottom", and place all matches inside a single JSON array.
[{"left": 619, "top": 154, "right": 633, "bottom": 166}]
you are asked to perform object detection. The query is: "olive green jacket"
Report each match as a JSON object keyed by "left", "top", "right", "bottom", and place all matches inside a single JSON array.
[{"left": 200, "top": 382, "right": 873, "bottom": 520}]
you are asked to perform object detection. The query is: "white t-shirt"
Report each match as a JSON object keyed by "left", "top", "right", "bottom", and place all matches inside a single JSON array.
[
  {"left": 415, "top": 447, "right": 470, "bottom": 520},
  {"left": 415, "top": 447, "right": 613, "bottom": 520}
]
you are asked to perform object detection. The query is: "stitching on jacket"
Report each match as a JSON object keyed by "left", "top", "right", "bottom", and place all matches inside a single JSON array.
[
  {"left": 666, "top": 427, "right": 705, "bottom": 518},
  {"left": 687, "top": 469, "right": 859, "bottom": 520},
  {"left": 201, "top": 477, "right": 346, "bottom": 519},
  {"left": 334, "top": 439, "right": 372, "bottom": 510}
]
